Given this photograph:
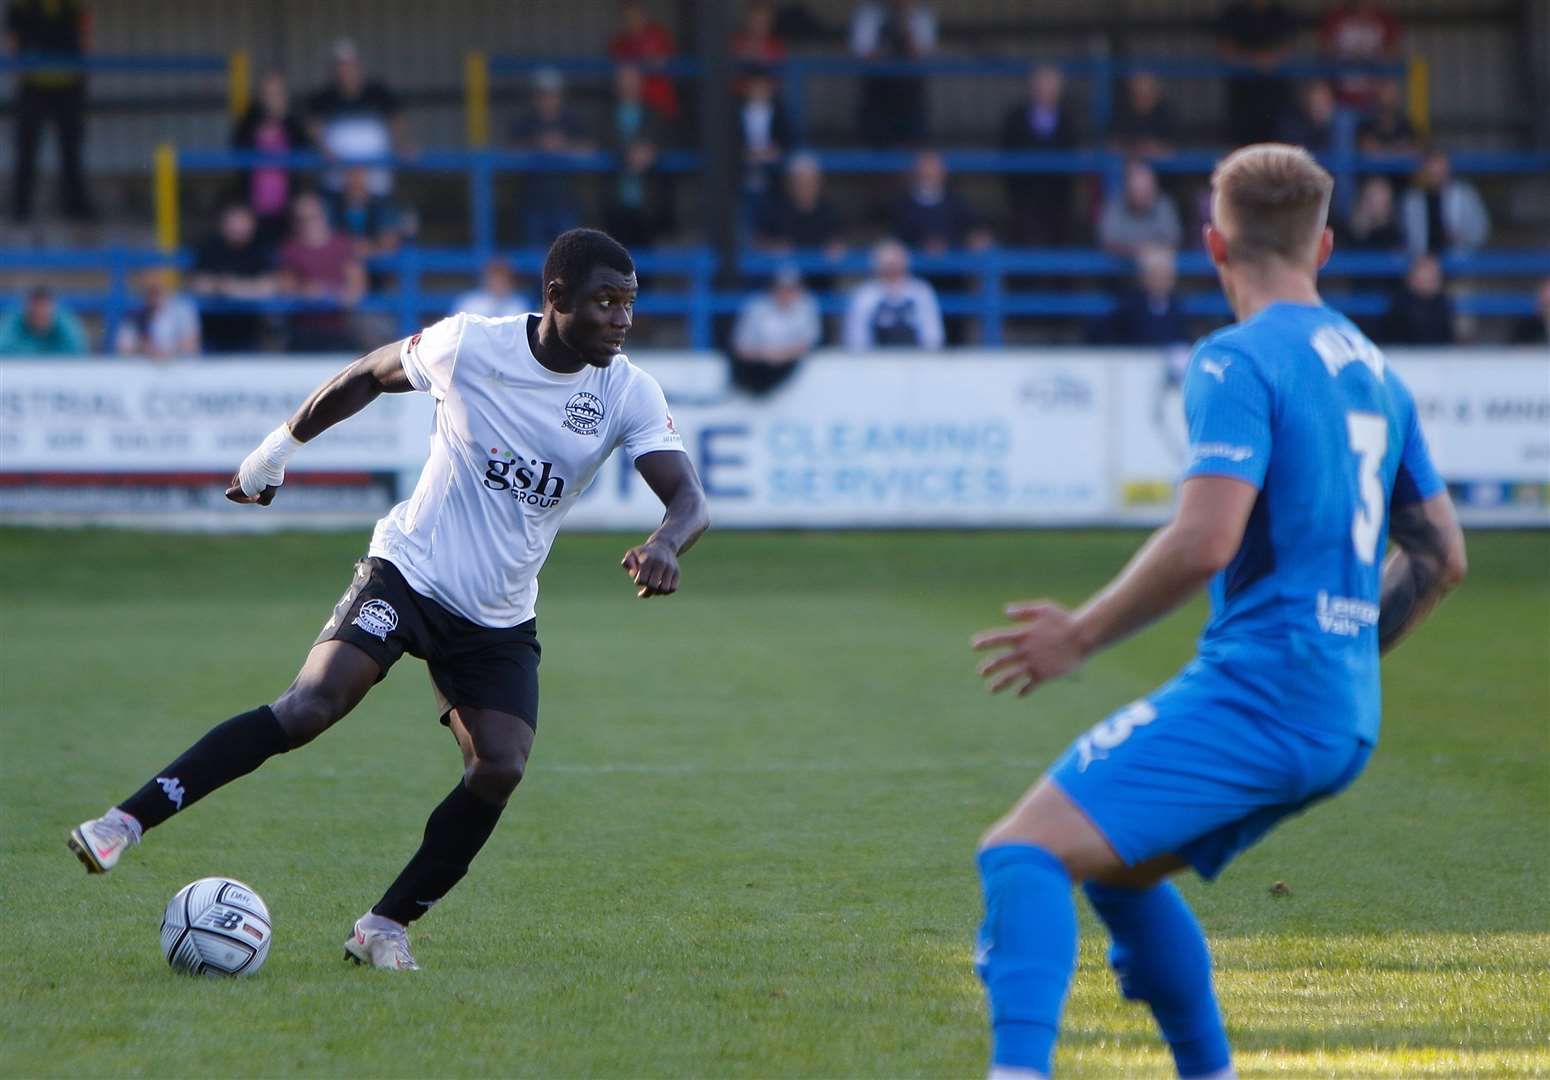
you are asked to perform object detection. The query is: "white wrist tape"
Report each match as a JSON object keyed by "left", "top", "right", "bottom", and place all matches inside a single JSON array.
[{"left": 237, "top": 424, "right": 303, "bottom": 497}]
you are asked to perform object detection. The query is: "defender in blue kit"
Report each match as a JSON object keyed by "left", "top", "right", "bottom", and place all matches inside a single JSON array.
[{"left": 968, "top": 145, "right": 1468, "bottom": 1079}]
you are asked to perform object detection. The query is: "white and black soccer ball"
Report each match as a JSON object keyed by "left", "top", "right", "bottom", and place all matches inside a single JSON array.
[{"left": 160, "top": 877, "right": 272, "bottom": 977}]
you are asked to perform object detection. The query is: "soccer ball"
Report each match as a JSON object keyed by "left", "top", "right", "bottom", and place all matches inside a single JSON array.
[{"left": 160, "top": 877, "right": 272, "bottom": 977}]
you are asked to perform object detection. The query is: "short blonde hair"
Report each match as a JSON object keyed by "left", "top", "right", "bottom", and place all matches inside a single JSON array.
[{"left": 1211, "top": 144, "right": 1333, "bottom": 263}]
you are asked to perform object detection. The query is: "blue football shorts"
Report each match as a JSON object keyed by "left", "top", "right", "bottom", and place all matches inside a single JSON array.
[{"left": 1047, "top": 667, "right": 1372, "bottom": 880}]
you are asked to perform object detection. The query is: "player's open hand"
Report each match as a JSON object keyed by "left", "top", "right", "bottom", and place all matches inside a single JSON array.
[
  {"left": 971, "top": 601, "right": 1089, "bottom": 697},
  {"left": 621, "top": 540, "right": 680, "bottom": 598},
  {"left": 224, "top": 474, "right": 279, "bottom": 506}
]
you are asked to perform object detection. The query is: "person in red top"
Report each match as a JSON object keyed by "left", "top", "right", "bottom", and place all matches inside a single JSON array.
[
  {"left": 278, "top": 192, "right": 366, "bottom": 352},
  {"left": 608, "top": 0, "right": 678, "bottom": 121},
  {"left": 1319, "top": 0, "right": 1403, "bottom": 109},
  {"left": 731, "top": 1, "right": 786, "bottom": 67}
]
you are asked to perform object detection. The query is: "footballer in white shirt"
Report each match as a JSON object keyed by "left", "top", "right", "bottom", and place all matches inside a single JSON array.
[{"left": 67, "top": 230, "right": 709, "bottom": 971}]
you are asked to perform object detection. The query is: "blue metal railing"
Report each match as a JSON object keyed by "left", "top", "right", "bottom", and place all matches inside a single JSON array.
[
  {"left": 170, "top": 147, "right": 1550, "bottom": 264},
  {"left": 176, "top": 149, "right": 703, "bottom": 264},
  {"left": 4, "top": 245, "right": 1545, "bottom": 350},
  {"left": 0, "top": 52, "right": 227, "bottom": 75}
]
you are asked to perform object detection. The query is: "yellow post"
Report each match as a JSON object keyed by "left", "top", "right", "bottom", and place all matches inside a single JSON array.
[
  {"left": 154, "top": 142, "right": 179, "bottom": 255},
  {"left": 465, "top": 50, "right": 490, "bottom": 148},
  {"left": 1407, "top": 54, "right": 1431, "bottom": 139},
  {"left": 228, "top": 49, "right": 251, "bottom": 121}
]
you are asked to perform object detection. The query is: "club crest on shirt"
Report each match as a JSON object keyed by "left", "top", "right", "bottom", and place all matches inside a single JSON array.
[{"left": 562, "top": 392, "right": 605, "bottom": 436}]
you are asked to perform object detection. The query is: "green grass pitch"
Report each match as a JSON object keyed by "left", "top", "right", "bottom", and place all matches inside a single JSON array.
[{"left": 1, "top": 527, "right": 1546, "bottom": 1078}]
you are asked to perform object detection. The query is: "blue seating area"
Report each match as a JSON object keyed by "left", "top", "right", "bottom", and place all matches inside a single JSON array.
[
  {"left": 4, "top": 243, "right": 1547, "bottom": 350},
  {"left": 2, "top": 51, "right": 1546, "bottom": 350}
]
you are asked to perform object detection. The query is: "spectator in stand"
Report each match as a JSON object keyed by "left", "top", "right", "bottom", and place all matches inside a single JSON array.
[
  {"left": 850, "top": 0, "right": 937, "bottom": 149},
  {"left": 7, "top": 0, "right": 94, "bottom": 223},
  {"left": 1379, "top": 253, "right": 1455, "bottom": 344},
  {"left": 0, "top": 286, "right": 88, "bottom": 354},
  {"left": 326, "top": 164, "right": 411, "bottom": 260},
  {"left": 889, "top": 150, "right": 990, "bottom": 343},
  {"left": 843, "top": 239, "right": 944, "bottom": 351},
  {"left": 1356, "top": 77, "right": 1416, "bottom": 155},
  {"left": 609, "top": 0, "right": 679, "bottom": 121},
  {"left": 1401, "top": 148, "right": 1490, "bottom": 256},
  {"left": 454, "top": 259, "right": 532, "bottom": 319},
  {"left": 888, "top": 150, "right": 990, "bottom": 254},
  {"left": 1509, "top": 279, "right": 1550, "bottom": 345},
  {"left": 1090, "top": 245, "right": 1189, "bottom": 346},
  {"left": 730, "top": 264, "right": 821, "bottom": 395},
  {"left": 1320, "top": 0, "right": 1402, "bottom": 110},
  {"left": 1336, "top": 175, "right": 1404, "bottom": 251},
  {"left": 233, "top": 71, "right": 312, "bottom": 250},
  {"left": 1278, "top": 80, "right": 1340, "bottom": 155},
  {"left": 731, "top": 1, "right": 786, "bottom": 71},
  {"left": 1110, "top": 71, "right": 1178, "bottom": 158},
  {"left": 509, "top": 68, "right": 592, "bottom": 246},
  {"left": 114, "top": 269, "right": 200, "bottom": 359},
  {"left": 1098, "top": 158, "right": 1182, "bottom": 258},
  {"left": 191, "top": 203, "right": 277, "bottom": 353},
  {"left": 306, "top": 38, "right": 407, "bottom": 197},
  {"left": 603, "top": 63, "right": 670, "bottom": 249},
  {"left": 1000, "top": 65, "right": 1082, "bottom": 245},
  {"left": 754, "top": 152, "right": 845, "bottom": 259},
  {"left": 735, "top": 65, "right": 792, "bottom": 219},
  {"left": 1216, "top": 0, "right": 1297, "bottom": 146},
  {"left": 277, "top": 192, "right": 365, "bottom": 352}
]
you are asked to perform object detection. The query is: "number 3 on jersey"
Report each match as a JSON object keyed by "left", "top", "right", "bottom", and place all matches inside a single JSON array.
[{"left": 1346, "top": 412, "right": 1388, "bottom": 564}]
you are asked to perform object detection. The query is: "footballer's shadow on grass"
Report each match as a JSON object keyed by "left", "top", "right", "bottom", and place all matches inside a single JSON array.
[{"left": 1060, "top": 1027, "right": 1548, "bottom": 1056}]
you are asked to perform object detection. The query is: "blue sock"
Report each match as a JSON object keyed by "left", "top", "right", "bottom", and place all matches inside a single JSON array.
[
  {"left": 1083, "top": 881, "right": 1231, "bottom": 1078},
  {"left": 975, "top": 844, "right": 1078, "bottom": 1076}
]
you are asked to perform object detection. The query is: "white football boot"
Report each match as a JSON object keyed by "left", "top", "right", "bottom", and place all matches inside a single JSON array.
[
  {"left": 344, "top": 915, "right": 421, "bottom": 971},
  {"left": 67, "top": 809, "right": 141, "bottom": 873}
]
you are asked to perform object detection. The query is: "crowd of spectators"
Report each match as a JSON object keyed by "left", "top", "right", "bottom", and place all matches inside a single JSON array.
[{"left": 3, "top": 0, "right": 1542, "bottom": 363}]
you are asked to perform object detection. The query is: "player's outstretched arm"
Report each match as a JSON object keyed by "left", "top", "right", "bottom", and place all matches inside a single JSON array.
[
  {"left": 225, "top": 338, "right": 414, "bottom": 505},
  {"left": 620, "top": 450, "right": 710, "bottom": 598},
  {"left": 1378, "top": 491, "right": 1467, "bottom": 655},
  {"left": 973, "top": 476, "right": 1257, "bottom": 696}
]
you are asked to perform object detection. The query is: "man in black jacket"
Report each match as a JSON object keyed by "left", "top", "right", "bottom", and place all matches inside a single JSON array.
[{"left": 1000, "top": 66, "right": 1082, "bottom": 245}]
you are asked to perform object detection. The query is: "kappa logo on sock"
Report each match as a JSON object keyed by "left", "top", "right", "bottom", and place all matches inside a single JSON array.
[
  {"left": 156, "top": 776, "right": 185, "bottom": 809},
  {"left": 352, "top": 598, "right": 399, "bottom": 641}
]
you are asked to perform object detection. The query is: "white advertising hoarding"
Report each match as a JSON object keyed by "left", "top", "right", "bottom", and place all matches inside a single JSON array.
[
  {"left": 566, "top": 352, "right": 1110, "bottom": 528},
  {"left": 1, "top": 349, "right": 1545, "bottom": 528},
  {"left": 0, "top": 359, "right": 435, "bottom": 471},
  {"left": 1109, "top": 348, "right": 1550, "bottom": 524}
]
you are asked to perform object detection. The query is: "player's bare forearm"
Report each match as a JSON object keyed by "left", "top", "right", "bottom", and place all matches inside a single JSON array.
[
  {"left": 644, "top": 487, "right": 709, "bottom": 557},
  {"left": 622, "top": 451, "right": 709, "bottom": 597},
  {"left": 1378, "top": 493, "right": 1467, "bottom": 655},
  {"left": 1074, "top": 476, "right": 1259, "bottom": 655},
  {"left": 226, "top": 339, "right": 413, "bottom": 505},
  {"left": 287, "top": 339, "right": 414, "bottom": 442},
  {"left": 973, "top": 476, "right": 1257, "bottom": 696},
  {"left": 1072, "top": 521, "right": 1227, "bottom": 654}
]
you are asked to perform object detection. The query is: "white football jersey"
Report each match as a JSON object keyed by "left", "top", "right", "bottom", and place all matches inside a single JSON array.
[{"left": 368, "top": 312, "right": 683, "bottom": 627}]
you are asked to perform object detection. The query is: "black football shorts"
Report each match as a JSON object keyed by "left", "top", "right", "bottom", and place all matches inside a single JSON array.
[{"left": 315, "top": 557, "right": 541, "bottom": 730}]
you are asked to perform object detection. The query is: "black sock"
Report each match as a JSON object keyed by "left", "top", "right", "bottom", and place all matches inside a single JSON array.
[
  {"left": 372, "top": 781, "right": 506, "bottom": 925},
  {"left": 118, "top": 706, "right": 291, "bottom": 830}
]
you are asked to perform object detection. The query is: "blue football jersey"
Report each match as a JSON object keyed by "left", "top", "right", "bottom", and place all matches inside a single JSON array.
[{"left": 1180, "top": 302, "right": 1445, "bottom": 743}]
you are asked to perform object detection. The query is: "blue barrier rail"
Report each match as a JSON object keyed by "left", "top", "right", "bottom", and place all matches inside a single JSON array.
[
  {"left": 0, "top": 52, "right": 227, "bottom": 74},
  {"left": 3, "top": 245, "right": 1544, "bottom": 350},
  {"left": 176, "top": 148, "right": 702, "bottom": 264},
  {"left": 167, "top": 147, "right": 1550, "bottom": 265}
]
